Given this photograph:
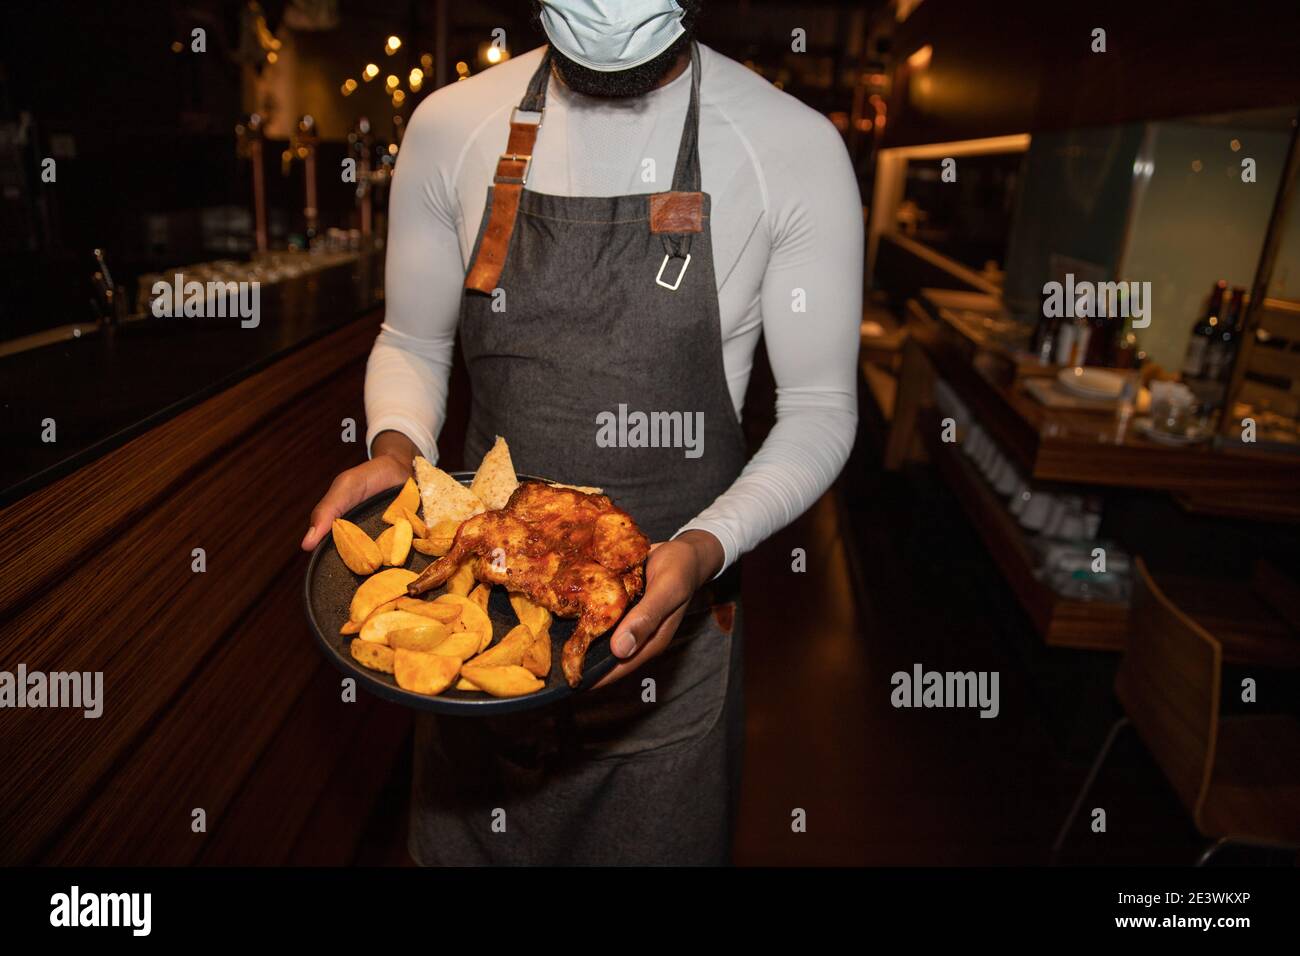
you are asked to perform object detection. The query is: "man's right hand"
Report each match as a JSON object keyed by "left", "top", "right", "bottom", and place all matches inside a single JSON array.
[{"left": 300, "top": 431, "right": 419, "bottom": 551}]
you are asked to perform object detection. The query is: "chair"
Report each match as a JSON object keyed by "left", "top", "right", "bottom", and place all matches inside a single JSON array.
[{"left": 1052, "top": 557, "right": 1300, "bottom": 864}]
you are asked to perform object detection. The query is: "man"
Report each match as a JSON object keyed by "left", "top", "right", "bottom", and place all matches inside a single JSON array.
[{"left": 301, "top": 0, "right": 861, "bottom": 864}]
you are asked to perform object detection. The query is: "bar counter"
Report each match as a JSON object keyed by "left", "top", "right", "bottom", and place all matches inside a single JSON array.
[
  {"left": 0, "top": 251, "right": 386, "bottom": 507},
  {"left": 0, "top": 252, "right": 426, "bottom": 864}
]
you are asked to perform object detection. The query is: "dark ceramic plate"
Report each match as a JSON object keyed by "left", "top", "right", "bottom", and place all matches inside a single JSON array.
[{"left": 303, "top": 472, "right": 619, "bottom": 714}]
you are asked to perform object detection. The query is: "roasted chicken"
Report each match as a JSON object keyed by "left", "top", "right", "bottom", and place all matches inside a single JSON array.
[{"left": 407, "top": 482, "right": 650, "bottom": 686}]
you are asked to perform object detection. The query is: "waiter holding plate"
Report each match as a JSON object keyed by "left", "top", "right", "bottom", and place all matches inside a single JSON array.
[{"left": 302, "top": 0, "right": 861, "bottom": 865}]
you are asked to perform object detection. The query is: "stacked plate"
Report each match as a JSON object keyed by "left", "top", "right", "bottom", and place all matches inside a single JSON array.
[{"left": 1055, "top": 366, "right": 1125, "bottom": 401}]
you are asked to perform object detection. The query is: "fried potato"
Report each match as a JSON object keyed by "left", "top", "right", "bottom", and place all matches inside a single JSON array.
[
  {"left": 470, "top": 435, "right": 518, "bottom": 510},
  {"left": 391, "top": 596, "right": 460, "bottom": 624},
  {"left": 430, "top": 631, "right": 480, "bottom": 662},
  {"left": 521, "top": 628, "right": 551, "bottom": 679},
  {"left": 402, "top": 507, "right": 428, "bottom": 539},
  {"left": 381, "top": 477, "right": 421, "bottom": 525},
  {"left": 412, "top": 537, "right": 450, "bottom": 557},
  {"left": 387, "top": 622, "right": 451, "bottom": 652},
  {"left": 388, "top": 518, "right": 413, "bottom": 566},
  {"left": 413, "top": 457, "right": 486, "bottom": 528},
  {"left": 350, "top": 638, "right": 395, "bottom": 674},
  {"left": 460, "top": 664, "right": 544, "bottom": 698},
  {"left": 361, "top": 609, "right": 439, "bottom": 646},
  {"left": 350, "top": 568, "right": 419, "bottom": 624},
  {"left": 509, "top": 592, "right": 552, "bottom": 637},
  {"left": 446, "top": 562, "right": 476, "bottom": 597},
  {"left": 332, "top": 519, "right": 383, "bottom": 575},
  {"left": 467, "top": 624, "right": 533, "bottom": 668},
  {"left": 394, "top": 649, "right": 460, "bottom": 696},
  {"left": 435, "top": 593, "right": 494, "bottom": 652},
  {"left": 375, "top": 525, "right": 396, "bottom": 561},
  {"left": 469, "top": 583, "right": 491, "bottom": 615}
]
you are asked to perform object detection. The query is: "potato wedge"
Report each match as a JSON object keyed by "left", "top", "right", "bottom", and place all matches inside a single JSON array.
[
  {"left": 446, "top": 562, "right": 476, "bottom": 597},
  {"left": 435, "top": 593, "right": 494, "bottom": 653},
  {"left": 467, "top": 624, "right": 533, "bottom": 668},
  {"left": 469, "top": 583, "right": 491, "bottom": 615},
  {"left": 412, "top": 537, "right": 451, "bottom": 557},
  {"left": 402, "top": 507, "right": 429, "bottom": 539},
  {"left": 350, "top": 638, "right": 395, "bottom": 674},
  {"left": 509, "top": 592, "right": 552, "bottom": 637},
  {"left": 394, "top": 649, "right": 460, "bottom": 695},
  {"left": 361, "top": 609, "right": 439, "bottom": 646},
  {"left": 521, "top": 628, "right": 551, "bottom": 679},
  {"left": 387, "top": 621, "right": 451, "bottom": 652},
  {"left": 350, "top": 568, "right": 419, "bottom": 624},
  {"left": 332, "top": 519, "right": 383, "bottom": 575},
  {"left": 381, "top": 477, "right": 421, "bottom": 525},
  {"left": 375, "top": 525, "right": 396, "bottom": 562},
  {"left": 431, "top": 631, "right": 480, "bottom": 662},
  {"left": 388, "top": 518, "right": 413, "bottom": 566},
  {"left": 460, "top": 664, "right": 543, "bottom": 698},
  {"left": 391, "top": 597, "right": 461, "bottom": 624}
]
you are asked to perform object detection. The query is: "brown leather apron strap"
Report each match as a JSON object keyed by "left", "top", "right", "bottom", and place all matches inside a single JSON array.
[
  {"left": 464, "top": 116, "right": 540, "bottom": 294},
  {"left": 464, "top": 51, "right": 551, "bottom": 295}
]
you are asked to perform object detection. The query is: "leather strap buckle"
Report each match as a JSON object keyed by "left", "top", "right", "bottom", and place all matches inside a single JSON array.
[{"left": 494, "top": 152, "right": 532, "bottom": 186}]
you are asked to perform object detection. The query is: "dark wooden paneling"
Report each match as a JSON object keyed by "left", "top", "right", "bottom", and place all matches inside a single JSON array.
[
  {"left": 0, "top": 311, "right": 414, "bottom": 865},
  {"left": 887, "top": 0, "right": 1300, "bottom": 148}
]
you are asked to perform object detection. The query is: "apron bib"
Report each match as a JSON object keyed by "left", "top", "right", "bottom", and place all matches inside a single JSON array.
[{"left": 409, "top": 43, "right": 748, "bottom": 865}]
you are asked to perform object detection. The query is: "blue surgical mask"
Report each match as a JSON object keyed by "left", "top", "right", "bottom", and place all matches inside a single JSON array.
[{"left": 539, "top": 0, "right": 686, "bottom": 72}]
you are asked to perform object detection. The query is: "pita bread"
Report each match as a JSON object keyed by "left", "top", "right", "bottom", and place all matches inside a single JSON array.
[
  {"left": 470, "top": 436, "right": 519, "bottom": 510},
  {"left": 413, "top": 456, "right": 486, "bottom": 527},
  {"left": 547, "top": 482, "right": 603, "bottom": 495}
]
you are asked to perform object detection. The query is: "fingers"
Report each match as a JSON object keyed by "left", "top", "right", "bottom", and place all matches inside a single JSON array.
[
  {"left": 610, "top": 541, "right": 693, "bottom": 658},
  {"left": 301, "top": 458, "right": 413, "bottom": 552},
  {"left": 593, "top": 606, "right": 685, "bottom": 690},
  {"left": 300, "top": 471, "right": 363, "bottom": 551}
]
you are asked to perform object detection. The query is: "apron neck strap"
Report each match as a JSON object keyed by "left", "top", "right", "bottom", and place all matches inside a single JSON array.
[
  {"left": 516, "top": 43, "right": 702, "bottom": 192},
  {"left": 668, "top": 42, "right": 702, "bottom": 193}
]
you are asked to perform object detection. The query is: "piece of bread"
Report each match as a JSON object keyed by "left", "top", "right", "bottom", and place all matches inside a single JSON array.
[
  {"left": 547, "top": 482, "right": 603, "bottom": 495},
  {"left": 470, "top": 436, "right": 519, "bottom": 510},
  {"left": 413, "top": 456, "right": 486, "bottom": 527}
]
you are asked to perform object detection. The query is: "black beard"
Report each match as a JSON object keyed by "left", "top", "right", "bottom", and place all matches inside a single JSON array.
[{"left": 549, "top": 33, "right": 692, "bottom": 98}]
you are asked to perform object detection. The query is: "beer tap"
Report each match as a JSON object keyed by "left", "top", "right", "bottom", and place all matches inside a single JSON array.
[
  {"left": 235, "top": 112, "right": 269, "bottom": 255},
  {"left": 288, "top": 114, "right": 320, "bottom": 247},
  {"left": 348, "top": 116, "right": 374, "bottom": 237},
  {"left": 90, "top": 248, "right": 125, "bottom": 324}
]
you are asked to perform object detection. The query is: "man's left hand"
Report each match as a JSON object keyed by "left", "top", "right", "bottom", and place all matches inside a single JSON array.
[{"left": 592, "top": 530, "right": 724, "bottom": 689}]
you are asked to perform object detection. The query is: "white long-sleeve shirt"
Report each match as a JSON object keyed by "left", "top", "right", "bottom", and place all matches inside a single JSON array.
[{"left": 366, "top": 42, "right": 862, "bottom": 572}]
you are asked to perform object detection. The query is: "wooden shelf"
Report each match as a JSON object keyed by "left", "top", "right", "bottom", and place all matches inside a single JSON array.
[{"left": 918, "top": 410, "right": 1130, "bottom": 652}]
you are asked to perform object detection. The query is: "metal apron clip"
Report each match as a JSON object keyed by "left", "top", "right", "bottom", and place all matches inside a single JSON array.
[{"left": 656, "top": 253, "right": 692, "bottom": 291}]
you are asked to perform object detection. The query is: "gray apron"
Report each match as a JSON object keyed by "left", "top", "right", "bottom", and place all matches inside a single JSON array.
[{"left": 409, "top": 43, "right": 748, "bottom": 866}]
